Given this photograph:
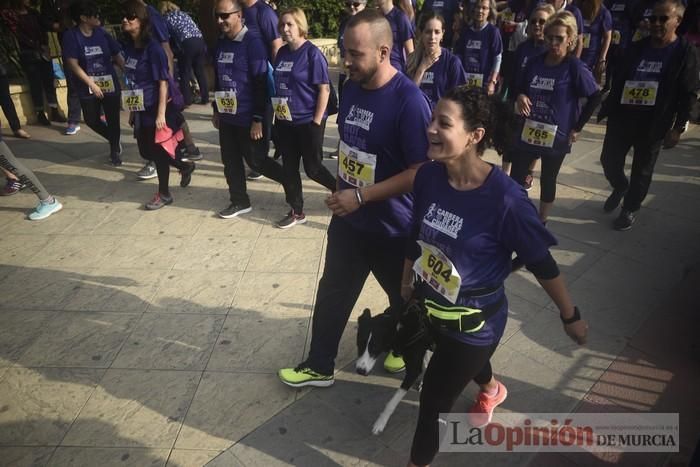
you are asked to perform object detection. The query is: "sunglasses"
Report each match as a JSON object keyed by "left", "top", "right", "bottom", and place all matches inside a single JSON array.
[
  {"left": 215, "top": 10, "right": 240, "bottom": 20},
  {"left": 545, "top": 34, "right": 566, "bottom": 43},
  {"left": 123, "top": 12, "right": 138, "bottom": 21},
  {"left": 346, "top": 2, "right": 362, "bottom": 7},
  {"left": 647, "top": 15, "right": 669, "bottom": 24},
  {"left": 530, "top": 18, "right": 547, "bottom": 25}
]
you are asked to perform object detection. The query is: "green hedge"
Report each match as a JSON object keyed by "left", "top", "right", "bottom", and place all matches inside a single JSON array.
[{"left": 97, "top": 0, "right": 344, "bottom": 38}]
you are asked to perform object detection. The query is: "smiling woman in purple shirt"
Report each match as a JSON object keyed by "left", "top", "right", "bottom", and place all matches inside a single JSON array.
[
  {"left": 271, "top": 8, "right": 337, "bottom": 229},
  {"left": 511, "top": 11, "right": 601, "bottom": 223},
  {"left": 403, "top": 87, "right": 588, "bottom": 467}
]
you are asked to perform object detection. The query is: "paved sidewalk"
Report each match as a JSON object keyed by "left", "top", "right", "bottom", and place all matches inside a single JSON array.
[{"left": 0, "top": 99, "right": 698, "bottom": 467}]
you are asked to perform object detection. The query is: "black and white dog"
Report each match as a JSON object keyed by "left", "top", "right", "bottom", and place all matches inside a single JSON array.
[{"left": 356, "top": 301, "right": 434, "bottom": 434}]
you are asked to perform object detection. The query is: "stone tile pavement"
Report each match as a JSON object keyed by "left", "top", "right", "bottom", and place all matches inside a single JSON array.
[{"left": 0, "top": 97, "right": 699, "bottom": 466}]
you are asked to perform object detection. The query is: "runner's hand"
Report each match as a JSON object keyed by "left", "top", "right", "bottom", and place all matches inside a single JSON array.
[
  {"left": 155, "top": 113, "right": 166, "bottom": 130},
  {"left": 569, "top": 130, "right": 579, "bottom": 144},
  {"left": 89, "top": 82, "right": 104, "bottom": 99},
  {"left": 250, "top": 121, "right": 263, "bottom": 140},
  {"left": 515, "top": 94, "right": 531, "bottom": 117},
  {"left": 325, "top": 189, "right": 360, "bottom": 216},
  {"left": 564, "top": 319, "right": 588, "bottom": 345}
]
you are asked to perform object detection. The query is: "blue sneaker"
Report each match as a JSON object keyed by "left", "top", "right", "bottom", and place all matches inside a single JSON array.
[
  {"left": 64, "top": 124, "right": 80, "bottom": 135},
  {"left": 28, "top": 198, "right": 63, "bottom": 220}
]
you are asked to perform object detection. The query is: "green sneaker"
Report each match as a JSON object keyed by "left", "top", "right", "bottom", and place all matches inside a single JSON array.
[
  {"left": 278, "top": 365, "right": 334, "bottom": 388},
  {"left": 383, "top": 351, "right": 406, "bottom": 373}
]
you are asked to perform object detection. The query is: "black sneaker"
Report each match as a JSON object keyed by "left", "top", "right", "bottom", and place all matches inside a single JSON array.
[
  {"left": 247, "top": 170, "right": 263, "bottom": 180},
  {"left": 180, "top": 162, "right": 195, "bottom": 187},
  {"left": 604, "top": 188, "right": 627, "bottom": 213},
  {"left": 219, "top": 203, "right": 252, "bottom": 219},
  {"left": 36, "top": 112, "right": 50, "bottom": 126},
  {"left": 275, "top": 210, "right": 306, "bottom": 229},
  {"left": 613, "top": 209, "right": 635, "bottom": 231},
  {"left": 110, "top": 155, "right": 123, "bottom": 166}
]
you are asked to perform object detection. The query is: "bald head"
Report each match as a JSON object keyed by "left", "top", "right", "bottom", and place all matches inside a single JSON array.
[{"left": 345, "top": 8, "right": 393, "bottom": 50}]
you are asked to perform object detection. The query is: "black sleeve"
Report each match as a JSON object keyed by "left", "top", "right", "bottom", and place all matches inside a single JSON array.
[
  {"left": 525, "top": 251, "right": 560, "bottom": 280},
  {"left": 672, "top": 42, "right": 700, "bottom": 131},
  {"left": 575, "top": 90, "right": 603, "bottom": 132},
  {"left": 251, "top": 71, "right": 267, "bottom": 120}
]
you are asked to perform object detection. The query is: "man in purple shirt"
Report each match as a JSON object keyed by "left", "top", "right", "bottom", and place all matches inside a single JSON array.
[
  {"left": 242, "top": 0, "right": 283, "bottom": 60},
  {"left": 278, "top": 9, "right": 431, "bottom": 387}
]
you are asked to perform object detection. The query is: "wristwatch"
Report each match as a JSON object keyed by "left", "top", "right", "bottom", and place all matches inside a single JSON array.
[{"left": 560, "top": 306, "right": 581, "bottom": 324}]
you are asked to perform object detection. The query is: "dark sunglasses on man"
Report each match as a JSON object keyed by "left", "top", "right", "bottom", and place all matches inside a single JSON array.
[
  {"left": 215, "top": 10, "right": 240, "bottom": 20},
  {"left": 647, "top": 15, "right": 670, "bottom": 24}
]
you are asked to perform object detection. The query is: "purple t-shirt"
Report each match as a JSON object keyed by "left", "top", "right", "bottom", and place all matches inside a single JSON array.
[
  {"left": 415, "top": 48, "right": 466, "bottom": 108},
  {"left": 147, "top": 5, "right": 171, "bottom": 44},
  {"left": 243, "top": 0, "right": 280, "bottom": 60},
  {"left": 454, "top": 23, "right": 503, "bottom": 87},
  {"left": 214, "top": 28, "right": 268, "bottom": 127},
  {"left": 565, "top": 3, "right": 584, "bottom": 38},
  {"left": 605, "top": 0, "right": 634, "bottom": 50},
  {"left": 385, "top": 7, "right": 414, "bottom": 71},
  {"left": 273, "top": 41, "right": 329, "bottom": 125},
  {"left": 513, "top": 39, "right": 547, "bottom": 74},
  {"left": 338, "top": 73, "right": 431, "bottom": 236},
  {"left": 410, "top": 162, "right": 557, "bottom": 345},
  {"left": 123, "top": 39, "right": 171, "bottom": 124},
  {"left": 581, "top": 6, "right": 613, "bottom": 70},
  {"left": 61, "top": 26, "right": 122, "bottom": 99},
  {"left": 515, "top": 54, "right": 599, "bottom": 155}
]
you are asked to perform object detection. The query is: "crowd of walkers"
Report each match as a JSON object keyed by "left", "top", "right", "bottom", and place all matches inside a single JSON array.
[{"left": 0, "top": 0, "right": 698, "bottom": 464}]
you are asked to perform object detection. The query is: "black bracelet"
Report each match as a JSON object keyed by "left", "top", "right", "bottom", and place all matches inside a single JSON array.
[{"left": 560, "top": 306, "right": 581, "bottom": 324}]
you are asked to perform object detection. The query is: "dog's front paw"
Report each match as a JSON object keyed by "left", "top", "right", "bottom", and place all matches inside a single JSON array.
[{"left": 372, "top": 416, "right": 389, "bottom": 435}]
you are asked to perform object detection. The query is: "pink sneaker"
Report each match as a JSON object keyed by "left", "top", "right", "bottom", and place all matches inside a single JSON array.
[{"left": 468, "top": 381, "right": 508, "bottom": 427}]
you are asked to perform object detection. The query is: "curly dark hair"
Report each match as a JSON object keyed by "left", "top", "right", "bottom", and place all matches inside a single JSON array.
[{"left": 442, "top": 86, "right": 515, "bottom": 156}]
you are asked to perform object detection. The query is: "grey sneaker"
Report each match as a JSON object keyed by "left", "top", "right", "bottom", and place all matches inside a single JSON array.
[
  {"left": 145, "top": 192, "right": 173, "bottom": 210},
  {"left": 219, "top": 203, "right": 252, "bottom": 219},
  {"left": 275, "top": 210, "right": 306, "bottom": 229},
  {"left": 137, "top": 161, "right": 157, "bottom": 180}
]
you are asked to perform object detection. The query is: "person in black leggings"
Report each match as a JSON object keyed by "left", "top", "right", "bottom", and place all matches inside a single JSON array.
[
  {"left": 62, "top": 0, "right": 125, "bottom": 165},
  {"left": 0, "top": 62, "right": 30, "bottom": 139},
  {"left": 403, "top": 87, "right": 588, "bottom": 466},
  {"left": 121, "top": 0, "right": 194, "bottom": 210}
]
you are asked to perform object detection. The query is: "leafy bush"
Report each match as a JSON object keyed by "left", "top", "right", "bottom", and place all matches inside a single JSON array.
[
  {"left": 276, "top": 0, "right": 344, "bottom": 38},
  {"left": 95, "top": 0, "right": 343, "bottom": 38}
]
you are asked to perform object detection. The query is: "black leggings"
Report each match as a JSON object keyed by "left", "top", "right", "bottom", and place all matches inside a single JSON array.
[
  {"left": 0, "top": 71, "right": 21, "bottom": 131},
  {"left": 276, "top": 121, "right": 336, "bottom": 213},
  {"left": 136, "top": 126, "right": 190, "bottom": 195},
  {"left": 80, "top": 94, "right": 121, "bottom": 151},
  {"left": 410, "top": 334, "right": 498, "bottom": 466},
  {"left": 510, "top": 152, "right": 566, "bottom": 203},
  {"left": 177, "top": 37, "right": 208, "bottom": 105},
  {"left": 19, "top": 53, "right": 58, "bottom": 112}
]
